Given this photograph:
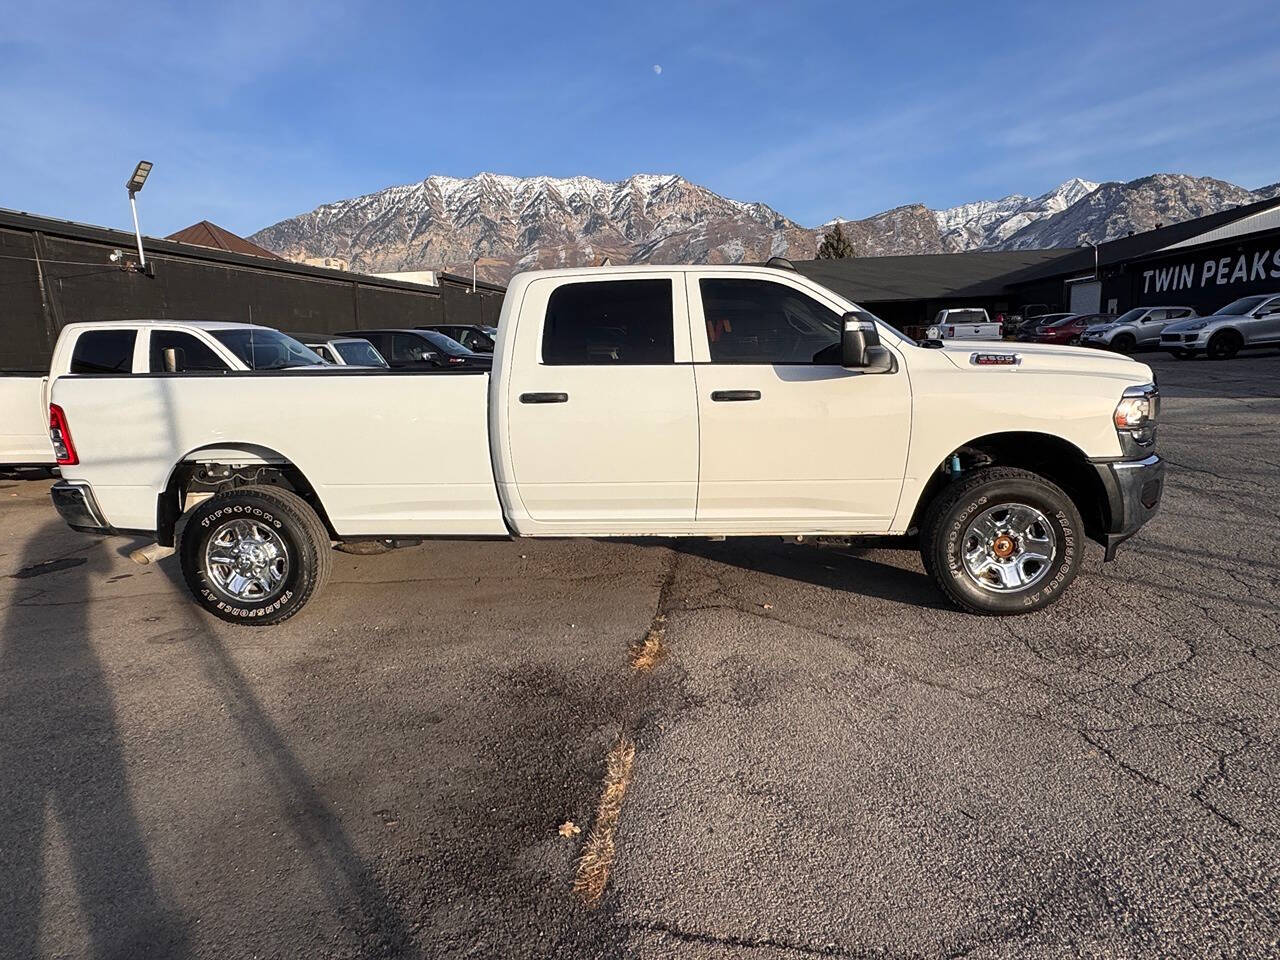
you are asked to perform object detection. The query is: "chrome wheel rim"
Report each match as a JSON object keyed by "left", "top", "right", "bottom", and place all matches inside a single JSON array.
[
  {"left": 961, "top": 503, "right": 1057, "bottom": 593},
  {"left": 204, "top": 519, "right": 290, "bottom": 603}
]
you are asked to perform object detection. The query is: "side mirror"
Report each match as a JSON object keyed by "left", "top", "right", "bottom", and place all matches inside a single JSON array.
[
  {"left": 841, "top": 314, "right": 881, "bottom": 368},
  {"left": 162, "top": 346, "right": 186, "bottom": 373}
]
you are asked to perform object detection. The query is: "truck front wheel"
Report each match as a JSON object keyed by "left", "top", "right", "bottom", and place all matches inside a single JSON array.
[
  {"left": 179, "top": 484, "right": 332, "bottom": 626},
  {"left": 921, "top": 467, "right": 1082, "bottom": 615}
]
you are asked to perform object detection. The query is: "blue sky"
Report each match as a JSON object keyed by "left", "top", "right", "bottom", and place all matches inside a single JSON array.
[{"left": 2, "top": 0, "right": 1278, "bottom": 237}]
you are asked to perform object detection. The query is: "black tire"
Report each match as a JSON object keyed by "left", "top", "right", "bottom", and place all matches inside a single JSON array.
[
  {"left": 1172, "top": 349, "right": 1196, "bottom": 360},
  {"left": 1207, "top": 331, "right": 1241, "bottom": 360},
  {"left": 1110, "top": 333, "right": 1136, "bottom": 354},
  {"left": 179, "top": 484, "right": 332, "bottom": 625},
  {"left": 920, "top": 467, "right": 1083, "bottom": 616}
]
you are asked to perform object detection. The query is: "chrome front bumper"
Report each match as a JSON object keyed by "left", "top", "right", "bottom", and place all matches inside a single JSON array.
[{"left": 1090, "top": 454, "right": 1164, "bottom": 560}]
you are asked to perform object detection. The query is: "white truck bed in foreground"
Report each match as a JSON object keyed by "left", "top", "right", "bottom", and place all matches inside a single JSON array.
[{"left": 51, "top": 371, "right": 505, "bottom": 535}]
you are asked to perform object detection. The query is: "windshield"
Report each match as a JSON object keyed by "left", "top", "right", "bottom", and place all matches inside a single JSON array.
[
  {"left": 418, "top": 329, "right": 475, "bottom": 357},
  {"left": 1216, "top": 295, "right": 1270, "bottom": 316},
  {"left": 1046, "top": 315, "right": 1079, "bottom": 328},
  {"left": 211, "top": 329, "right": 326, "bottom": 369},
  {"left": 1112, "top": 309, "right": 1146, "bottom": 324},
  {"left": 334, "top": 339, "right": 388, "bottom": 366}
]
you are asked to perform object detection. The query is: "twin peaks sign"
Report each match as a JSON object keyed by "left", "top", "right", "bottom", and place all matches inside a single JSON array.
[{"left": 1141, "top": 244, "right": 1280, "bottom": 297}]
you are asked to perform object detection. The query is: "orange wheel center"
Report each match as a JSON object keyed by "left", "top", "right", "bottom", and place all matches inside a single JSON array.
[{"left": 991, "top": 535, "right": 1017, "bottom": 559}]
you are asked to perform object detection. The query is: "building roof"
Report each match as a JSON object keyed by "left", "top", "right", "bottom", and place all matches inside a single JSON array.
[
  {"left": 1001, "top": 193, "right": 1280, "bottom": 285},
  {"left": 0, "top": 207, "right": 499, "bottom": 296},
  {"left": 1158, "top": 201, "right": 1280, "bottom": 252},
  {"left": 792, "top": 249, "right": 1077, "bottom": 303},
  {"left": 166, "top": 220, "right": 285, "bottom": 260}
]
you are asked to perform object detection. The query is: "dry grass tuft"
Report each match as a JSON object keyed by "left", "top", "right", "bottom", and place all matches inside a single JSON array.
[
  {"left": 573, "top": 736, "right": 636, "bottom": 906},
  {"left": 630, "top": 616, "right": 667, "bottom": 672}
]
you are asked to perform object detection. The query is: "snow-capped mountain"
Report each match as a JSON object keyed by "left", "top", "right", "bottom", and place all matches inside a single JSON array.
[
  {"left": 250, "top": 172, "right": 812, "bottom": 283},
  {"left": 997, "top": 174, "right": 1264, "bottom": 249},
  {"left": 249, "top": 172, "right": 1279, "bottom": 283},
  {"left": 933, "top": 178, "right": 1099, "bottom": 251}
]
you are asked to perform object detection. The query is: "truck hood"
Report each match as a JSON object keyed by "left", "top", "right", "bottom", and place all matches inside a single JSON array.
[{"left": 935, "top": 340, "right": 1153, "bottom": 383}]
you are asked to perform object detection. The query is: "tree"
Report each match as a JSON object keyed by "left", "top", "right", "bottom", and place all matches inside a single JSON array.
[{"left": 817, "top": 222, "right": 855, "bottom": 259}]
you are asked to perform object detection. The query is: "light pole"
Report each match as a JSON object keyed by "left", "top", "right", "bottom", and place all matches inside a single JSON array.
[
  {"left": 125, "top": 161, "right": 153, "bottom": 269},
  {"left": 1084, "top": 241, "right": 1098, "bottom": 280}
]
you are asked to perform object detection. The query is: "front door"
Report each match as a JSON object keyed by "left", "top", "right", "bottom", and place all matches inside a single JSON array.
[
  {"left": 689, "top": 273, "right": 911, "bottom": 531},
  {"left": 504, "top": 274, "right": 699, "bottom": 526},
  {"left": 1251, "top": 296, "right": 1280, "bottom": 344}
]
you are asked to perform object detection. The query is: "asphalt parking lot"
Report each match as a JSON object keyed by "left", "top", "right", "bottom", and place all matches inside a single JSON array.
[{"left": 2, "top": 350, "right": 1278, "bottom": 959}]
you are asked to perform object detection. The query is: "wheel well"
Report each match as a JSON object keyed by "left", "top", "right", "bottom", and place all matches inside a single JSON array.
[
  {"left": 156, "top": 458, "right": 336, "bottom": 547},
  {"left": 910, "top": 432, "right": 1111, "bottom": 544}
]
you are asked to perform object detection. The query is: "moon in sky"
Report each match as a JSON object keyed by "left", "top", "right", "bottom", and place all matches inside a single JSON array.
[{"left": 652, "top": 64, "right": 662, "bottom": 75}]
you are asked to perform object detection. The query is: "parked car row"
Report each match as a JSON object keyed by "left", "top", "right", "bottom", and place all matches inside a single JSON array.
[{"left": 924, "top": 295, "right": 1280, "bottom": 360}]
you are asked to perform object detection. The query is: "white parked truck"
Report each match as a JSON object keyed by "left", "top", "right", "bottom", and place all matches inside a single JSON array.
[
  {"left": 2, "top": 320, "right": 330, "bottom": 469},
  {"left": 47, "top": 265, "right": 1165, "bottom": 623},
  {"left": 928, "top": 308, "right": 1003, "bottom": 341}
]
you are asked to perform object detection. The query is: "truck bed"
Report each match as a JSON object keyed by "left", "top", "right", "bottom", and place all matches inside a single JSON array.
[{"left": 51, "top": 370, "right": 507, "bottom": 536}]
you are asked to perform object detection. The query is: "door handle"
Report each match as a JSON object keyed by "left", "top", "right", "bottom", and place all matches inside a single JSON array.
[
  {"left": 519, "top": 392, "right": 569, "bottom": 404},
  {"left": 711, "top": 390, "right": 761, "bottom": 402}
]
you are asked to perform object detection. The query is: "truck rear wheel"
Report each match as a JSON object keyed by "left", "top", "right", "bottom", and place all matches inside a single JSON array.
[
  {"left": 179, "top": 484, "right": 332, "bottom": 626},
  {"left": 920, "top": 467, "right": 1082, "bottom": 615}
]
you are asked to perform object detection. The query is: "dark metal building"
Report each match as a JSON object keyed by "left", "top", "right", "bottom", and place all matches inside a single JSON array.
[
  {"left": 0, "top": 209, "right": 506, "bottom": 373},
  {"left": 794, "top": 194, "right": 1280, "bottom": 330},
  {"left": 793, "top": 249, "right": 1076, "bottom": 329}
]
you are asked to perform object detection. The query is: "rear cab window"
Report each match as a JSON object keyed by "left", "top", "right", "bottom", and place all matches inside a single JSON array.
[
  {"left": 542, "top": 279, "right": 674, "bottom": 364},
  {"left": 70, "top": 329, "right": 137, "bottom": 374}
]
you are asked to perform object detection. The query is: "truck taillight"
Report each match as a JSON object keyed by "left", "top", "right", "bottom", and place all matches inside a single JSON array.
[
  {"left": 947, "top": 326, "right": 955, "bottom": 336},
  {"left": 49, "top": 404, "right": 78, "bottom": 465}
]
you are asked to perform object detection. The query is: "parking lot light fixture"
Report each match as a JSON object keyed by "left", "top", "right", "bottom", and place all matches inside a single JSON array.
[{"left": 125, "top": 160, "right": 152, "bottom": 268}]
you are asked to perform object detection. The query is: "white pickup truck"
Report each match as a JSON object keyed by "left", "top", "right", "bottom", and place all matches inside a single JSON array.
[
  {"left": 47, "top": 264, "right": 1164, "bottom": 623},
  {"left": 2, "top": 320, "right": 330, "bottom": 470}
]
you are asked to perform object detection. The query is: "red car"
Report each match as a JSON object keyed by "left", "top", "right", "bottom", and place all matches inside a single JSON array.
[{"left": 1024, "top": 313, "right": 1106, "bottom": 345}]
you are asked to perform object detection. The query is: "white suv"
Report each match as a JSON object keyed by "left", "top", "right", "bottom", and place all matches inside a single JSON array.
[{"left": 1080, "top": 306, "right": 1197, "bottom": 353}]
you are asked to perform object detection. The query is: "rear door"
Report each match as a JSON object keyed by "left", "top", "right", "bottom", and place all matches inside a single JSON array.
[
  {"left": 690, "top": 272, "right": 911, "bottom": 529},
  {"left": 504, "top": 274, "right": 698, "bottom": 525}
]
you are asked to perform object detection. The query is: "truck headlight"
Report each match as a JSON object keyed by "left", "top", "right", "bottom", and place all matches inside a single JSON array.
[
  {"left": 1114, "top": 383, "right": 1158, "bottom": 447},
  {"left": 1182, "top": 320, "right": 1208, "bottom": 331}
]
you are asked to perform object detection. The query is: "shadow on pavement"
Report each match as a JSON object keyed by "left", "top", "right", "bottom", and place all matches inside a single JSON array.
[
  {"left": 640, "top": 536, "right": 949, "bottom": 611},
  {"left": 0, "top": 520, "right": 190, "bottom": 959},
  {"left": 147, "top": 554, "right": 424, "bottom": 959}
]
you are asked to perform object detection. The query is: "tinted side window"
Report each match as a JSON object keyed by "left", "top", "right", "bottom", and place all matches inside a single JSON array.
[
  {"left": 149, "top": 331, "right": 229, "bottom": 372},
  {"left": 700, "top": 279, "right": 841, "bottom": 363},
  {"left": 390, "top": 333, "right": 433, "bottom": 363},
  {"left": 542, "top": 279, "right": 673, "bottom": 365},
  {"left": 71, "top": 330, "right": 136, "bottom": 374}
]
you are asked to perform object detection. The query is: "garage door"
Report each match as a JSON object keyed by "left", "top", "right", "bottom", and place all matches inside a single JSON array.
[{"left": 1069, "top": 280, "right": 1101, "bottom": 314}]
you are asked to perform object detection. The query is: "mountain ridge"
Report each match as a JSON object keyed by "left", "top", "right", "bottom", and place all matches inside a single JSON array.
[{"left": 249, "top": 171, "right": 1279, "bottom": 283}]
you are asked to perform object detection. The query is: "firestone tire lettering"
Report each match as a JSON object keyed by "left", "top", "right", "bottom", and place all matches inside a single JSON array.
[{"left": 179, "top": 485, "right": 331, "bottom": 627}]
